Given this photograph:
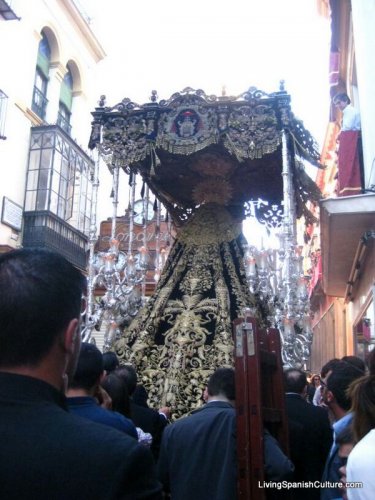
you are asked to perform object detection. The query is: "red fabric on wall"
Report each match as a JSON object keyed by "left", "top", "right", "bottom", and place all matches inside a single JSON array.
[{"left": 337, "top": 130, "right": 361, "bottom": 196}]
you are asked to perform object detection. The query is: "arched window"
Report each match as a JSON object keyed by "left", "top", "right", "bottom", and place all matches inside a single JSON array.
[
  {"left": 57, "top": 66, "right": 73, "bottom": 134},
  {"left": 32, "top": 32, "right": 50, "bottom": 119}
]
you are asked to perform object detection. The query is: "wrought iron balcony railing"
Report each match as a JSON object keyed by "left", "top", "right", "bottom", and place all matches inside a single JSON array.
[
  {"left": 23, "top": 210, "right": 88, "bottom": 270},
  {"left": 31, "top": 86, "right": 48, "bottom": 120},
  {"left": 57, "top": 111, "right": 72, "bottom": 135}
]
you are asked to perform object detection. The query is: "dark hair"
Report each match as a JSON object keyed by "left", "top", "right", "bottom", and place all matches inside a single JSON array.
[
  {"left": 349, "top": 375, "right": 375, "bottom": 443},
  {"left": 102, "top": 351, "right": 119, "bottom": 373},
  {"left": 115, "top": 365, "right": 138, "bottom": 396},
  {"left": 321, "top": 358, "right": 340, "bottom": 379},
  {"left": 0, "top": 248, "right": 85, "bottom": 367},
  {"left": 283, "top": 368, "right": 307, "bottom": 394},
  {"left": 101, "top": 372, "right": 131, "bottom": 418},
  {"left": 341, "top": 356, "right": 366, "bottom": 374},
  {"left": 69, "top": 343, "right": 103, "bottom": 391},
  {"left": 366, "top": 349, "right": 375, "bottom": 376},
  {"left": 335, "top": 425, "right": 354, "bottom": 446},
  {"left": 133, "top": 384, "right": 149, "bottom": 408},
  {"left": 326, "top": 361, "right": 364, "bottom": 411},
  {"left": 333, "top": 92, "right": 351, "bottom": 105},
  {"left": 207, "top": 367, "right": 235, "bottom": 401}
]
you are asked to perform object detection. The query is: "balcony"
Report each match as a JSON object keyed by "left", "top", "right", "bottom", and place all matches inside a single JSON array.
[
  {"left": 23, "top": 210, "right": 88, "bottom": 270},
  {"left": 31, "top": 86, "right": 48, "bottom": 120},
  {"left": 57, "top": 110, "right": 72, "bottom": 135},
  {"left": 320, "top": 193, "right": 375, "bottom": 298}
]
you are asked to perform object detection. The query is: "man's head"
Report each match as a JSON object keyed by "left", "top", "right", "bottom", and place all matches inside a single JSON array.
[
  {"left": 103, "top": 351, "right": 120, "bottom": 373},
  {"left": 101, "top": 372, "right": 130, "bottom": 416},
  {"left": 323, "top": 360, "right": 365, "bottom": 418},
  {"left": 283, "top": 368, "right": 307, "bottom": 395},
  {"left": 321, "top": 358, "right": 340, "bottom": 379},
  {"left": 115, "top": 365, "right": 138, "bottom": 396},
  {"left": 341, "top": 355, "right": 366, "bottom": 374},
  {"left": 69, "top": 343, "right": 103, "bottom": 392},
  {"left": 0, "top": 248, "right": 85, "bottom": 372},
  {"left": 333, "top": 92, "right": 351, "bottom": 111},
  {"left": 207, "top": 367, "right": 235, "bottom": 402}
]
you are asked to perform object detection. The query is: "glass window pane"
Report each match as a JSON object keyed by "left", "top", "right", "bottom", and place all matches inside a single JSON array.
[
  {"left": 29, "top": 150, "right": 41, "bottom": 170},
  {"left": 51, "top": 172, "right": 60, "bottom": 193},
  {"left": 38, "top": 167, "right": 51, "bottom": 190},
  {"left": 57, "top": 196, "right": 65, "bottom": 218},
  {"left": 65, "top": 177, "right": 75, "bottom": 220},
  {"left": 81, "top": 173, "right": 87, "bottom": 192},
  {"left": 42, "top": 132, "right": 55, "bottom": 149},
  {"left": 61, "top": 157, "right": 69, "bottom": 179},
  {"left": 53, "top": 151, "right": 62, "bottom": 175},
  {"left": 34, "top": 70, "right": 48, "bottom": 94},
  {"left": 30, "top": 133, "right": 43, "bottom": 150},
  {"left": 59, "top": 174, "right": 67, "bottom": 199},
  {"left": 36, "top": 190, "right": 49, "bottom": 211},
  {"left": 25, "top": 191, "right": 37, "bottom": 211},
  {"left": 27, "top": 169, "right": 39, "bottom": 190},
  {"left": 41, "top": 149, "right": 52, "bottom": 169},
  {"left": 50, "top": 191, "right": 58, "bottom": 214}
]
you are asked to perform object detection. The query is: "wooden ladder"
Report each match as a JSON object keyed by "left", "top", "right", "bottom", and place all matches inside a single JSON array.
[{"left": 233, "top": 314, "right": 289, "bottom": 499}]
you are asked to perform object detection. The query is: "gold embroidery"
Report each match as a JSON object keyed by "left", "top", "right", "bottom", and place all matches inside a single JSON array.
[{"left": 115, "top": 205, "right": 268, "bottom": 418}]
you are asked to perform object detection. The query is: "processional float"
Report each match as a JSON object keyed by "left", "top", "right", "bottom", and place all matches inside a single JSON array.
[{"left": 86, "top": 84, "right": 322, "bottom": 417}]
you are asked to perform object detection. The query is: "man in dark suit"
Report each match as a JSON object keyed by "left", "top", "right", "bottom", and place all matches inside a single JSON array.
[
  {"left": 158, "top": 367, "right": 294, "bottom": 500},
  {"left": 0, "top": 248, "right": 161, "bottom": 500},
  {"left": 158, "top": 367, "right": 237, "bottom": 500},
  {"left": 284, "top": 368, "right": 333, "bottom": 499}
]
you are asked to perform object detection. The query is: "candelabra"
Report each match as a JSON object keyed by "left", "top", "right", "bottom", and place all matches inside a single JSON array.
[
  {"left": 244, "top": 131, "right": 313, "bottom": 368},
  {"left": 81, "top": 153, "right": 148, "bottom": 349}
]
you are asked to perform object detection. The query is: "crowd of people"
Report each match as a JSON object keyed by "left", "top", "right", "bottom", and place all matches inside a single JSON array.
[{"left": 0, "top": 248, "right": 374, "bottom": 499}]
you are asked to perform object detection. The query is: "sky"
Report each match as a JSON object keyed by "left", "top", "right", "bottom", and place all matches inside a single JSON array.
[{"left": 81, "top": 0, "right": 331, "bottom": 227}]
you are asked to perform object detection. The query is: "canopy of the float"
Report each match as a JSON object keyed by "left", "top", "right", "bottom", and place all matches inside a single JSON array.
[
  {"left": 89, "top": 85, "right": 322, "bottom": 226},
  {"left": 87, "top": 85, "right": 322, "bottom": 416}
]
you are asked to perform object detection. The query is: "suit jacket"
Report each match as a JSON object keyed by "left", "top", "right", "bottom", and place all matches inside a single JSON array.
[
  {"left": 0, "top": 372, "right": 162, "bottom": 500},
  {"left": 285, "top": 393, "right": 333, "bottom": 499},
  {"left": 158, "top": 401, "right": 294, "bottom": 500},
  {"left": 67, "top": 396, "right": 138, "bottom": 439},
  {"left": 158, "top": 401, "right": 237, "bottom": 500},
  {"left": 130, "top": 401, "right": 168, "bottom": 460}
]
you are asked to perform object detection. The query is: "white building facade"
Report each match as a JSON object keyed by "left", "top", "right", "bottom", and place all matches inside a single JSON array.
[{"left": 0, "top": 0, "right": 105, "bottom": 269}]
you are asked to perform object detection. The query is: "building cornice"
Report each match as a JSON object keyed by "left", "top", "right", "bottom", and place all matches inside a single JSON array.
[{"left": 57, "top": 0, "right": 106, "bottom": 63}]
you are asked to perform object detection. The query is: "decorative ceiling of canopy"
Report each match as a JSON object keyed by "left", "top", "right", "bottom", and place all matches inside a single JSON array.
[{"left": 89, "top": 85, "right": 322, "bottom": 227}]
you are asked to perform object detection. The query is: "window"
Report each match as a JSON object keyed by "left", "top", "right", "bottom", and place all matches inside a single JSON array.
[
  {"left": 32, "top": 33, "right": 50, "bottom": 119},
  {"left": 32, "top": 69, "right": 48, "bottom": 119},
  {"left": 57, "top": 67, "right": 73, "bottom": 134},
  {"left": 0, "top": 89, "right": 8, "bottom": 139},
  {"left": 57, "top": 102, "right": 71, "bottom": 135},
  {"left": 25, "top": 126, "right": 93, "bottom": 234}
]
